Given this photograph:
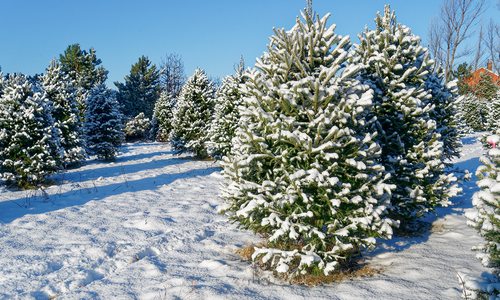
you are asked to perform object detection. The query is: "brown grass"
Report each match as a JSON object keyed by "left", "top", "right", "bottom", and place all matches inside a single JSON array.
[
  {"left": 289, "top": 264, "right": 383, "bottom": 286},
  {"left": 235, "top": 244, "right": 257, "bottom": 261},
  {"left": 430, "top": 220, "right": 446, "bottom": 234},
  {"left": 235, "top": 244, "right": 383, "bottom": 286}
]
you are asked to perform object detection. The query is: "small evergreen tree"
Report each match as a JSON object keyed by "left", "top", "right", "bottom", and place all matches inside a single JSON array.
[
  {"left": 0, "top": 74, "right": 62, "bottom": 187},
  {"left": 42, "top": 60, "right": 86, "bottom": 166},
  {"left": 222, "top": 11, "right": 395, "bottom": 276},
  {"left": 124, "top": 112, "right": 150, "bottom": 142},
  {"left": 488, "top": 91, "right": 500, "bottom": 131},
  {"left": 208, "top": 61, "right": 246, "bottom": 159},
  {"left": 170, "top": 69, "right": 215, "bottom": 158},
  {"left": 354, "top": 6, "right": 459, "bottom": 227},
  {"left": 461, "top": 93, "right": 489, "bottom": 131},
  {"left": 474, "top": 72, "right": 499, "bottom": 101},
  {"left": 462, "top": 131, "right": 499, "bottom": 299},
  {"left": 84, "top": 84, "right": 124, "bottom": 161},
  {"left": 151, "top": 91, "right": 176, "bottom": 142},
  {"left": 115, "top": 56, "right": 160, "bottom": 119}
]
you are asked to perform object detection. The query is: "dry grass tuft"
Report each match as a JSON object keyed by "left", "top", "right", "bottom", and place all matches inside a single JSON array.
[
  {"left": 235, "top": 244, "right": 257, "bottom": 261},
  {"left": 289, "top": 264, "right": 383, "bottom": 286},
  {"left": 235, "top": 244, "right": 383, "bottom": 286}
]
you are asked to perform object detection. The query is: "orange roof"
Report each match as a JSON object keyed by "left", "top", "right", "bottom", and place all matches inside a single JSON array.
[{"left": 465, "top": 67, "right": 500, "bottom": 87}]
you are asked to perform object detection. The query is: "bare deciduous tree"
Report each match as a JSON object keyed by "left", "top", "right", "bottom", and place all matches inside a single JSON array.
[
  {"left": 484, "top": 19, "right": 500, "bottom": 73},
  {"left": 428, "top": 0, "right": 485, "bottom": 81},
  {"left": 159, "top": 53, "right": 186, "bottom": 98},
  {"left": 473, "top": 24, "right": 484, "bottom": 70}
]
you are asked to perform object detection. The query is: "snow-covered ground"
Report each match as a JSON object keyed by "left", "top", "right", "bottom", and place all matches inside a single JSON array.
[{"left": 0, "top": 135, "right": 489, "bottom": 299}]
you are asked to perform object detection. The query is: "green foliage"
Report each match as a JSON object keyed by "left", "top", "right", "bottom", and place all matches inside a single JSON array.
[
  {"left": 115, "top": 56, "right": 160, "bottom": 119},
  {"left": 58, "top": 44, "right": 108, "bottom": 116},
  {"left": 454, "top": 62, "right": 472, "bottom": 95}
]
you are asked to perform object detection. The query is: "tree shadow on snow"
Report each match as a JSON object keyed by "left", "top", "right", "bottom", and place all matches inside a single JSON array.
[
  {"left": 55, "top": 156, "right": 190, "bottom": 184},
  {"left": 0, "top": 165, "right": 220, "bottom": 224}
]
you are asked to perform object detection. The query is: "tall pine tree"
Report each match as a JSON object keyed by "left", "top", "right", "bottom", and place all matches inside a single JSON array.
[
  {"left": 208, "top": 60, "right": 246, "bottom": 159},
  {"left": 354, "top": 6, "right": 459, "bottom": 227},
  {"left": 222, "top": 11, "right": 395, "bottom": 276},
  {"left": 0, "top": 74, "right": 62, "bottom": 187},
  {"left": 42, "top": 60, "right": 86, "bottom": 166},
  {"left": 170, "top": 69, "right": 215, "bottom": 158},
  {"left": 84, "top": 84, "right": 124, "bottom": 161},
  {"left": 115, "top": 56, "right": 160, "bottom": 119},
  {"left": 59, "top": 44, "right": 108, "bottom": 116}
]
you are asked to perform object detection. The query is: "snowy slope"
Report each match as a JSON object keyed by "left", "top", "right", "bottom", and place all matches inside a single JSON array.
[{"left": 0, "top": 136, "right": 489, "bottom": 299}]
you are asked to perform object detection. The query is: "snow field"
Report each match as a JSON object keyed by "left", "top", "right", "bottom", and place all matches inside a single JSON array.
[{"left": 0, "top": 137, "right": 490, "bottom": 299}]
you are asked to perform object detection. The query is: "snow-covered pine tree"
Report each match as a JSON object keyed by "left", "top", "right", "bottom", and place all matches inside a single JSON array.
[
  {"left": 354, "top": 5, "right": 459, "bottom": 227},
  {"left": 84, "top": 84, "right": 124, "bottom": 161},
  {"left": 461, "top": 93, "right": 489, "bottom": 131},
  {"left": 124, "top": 112, "right": 150, "bottom": 141},
  {"left": 151, "top": 91, "right": 176, "bottom": 142},
  {"left": 222, "top": 11, "right": 396, "bottom": 276},
  {"left": 0, "top": 74, "right": 62, "bottom": 187},
  {"left": 462, "top": 130, "right": 499, "bottom": 299},
  {"left": 488, "top": 91, "right": 500, "bottom": 131},
  {"left": 425, "top": 68, "right": 462, "bottom": 161},
  {"left": 170, "top": 68, "right": 215, "bottom": 158},
  {"left": 208, "top": 61, "right": 246, "bottom": 159},
  {"left": 474, "top": 72, "right": 499, "bottom": 101},
  {"left": 42, "top": 60, "right": 86, "bottom": 167}
]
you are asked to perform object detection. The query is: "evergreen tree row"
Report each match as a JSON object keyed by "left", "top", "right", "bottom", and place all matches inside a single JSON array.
[{"left": 0, "top": 45, "right": 124, "bottom": 187}]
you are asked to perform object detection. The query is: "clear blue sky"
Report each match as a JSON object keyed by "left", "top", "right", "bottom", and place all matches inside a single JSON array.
[{"left": 0, "top": 0, "right": 498, "bottom": 86}]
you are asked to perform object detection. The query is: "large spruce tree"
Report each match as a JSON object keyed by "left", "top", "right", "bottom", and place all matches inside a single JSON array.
[
  {"left": 170, "top": 69, "right": 215, "bottom": 158},
  {"left": 354, "top": 6, "right": 459, "bottom": 227},
  {"left": 115, "top": 56, "right": 160, "bottom": 119},
  {"left": 222, "top": 11, "right": 395, "bottom": 276},
  {"left": 42, "top": 60, "right": 86, "bottom": 166},
  {"left": 0, "top": 74, "right": 62, "bottom": 187}
]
